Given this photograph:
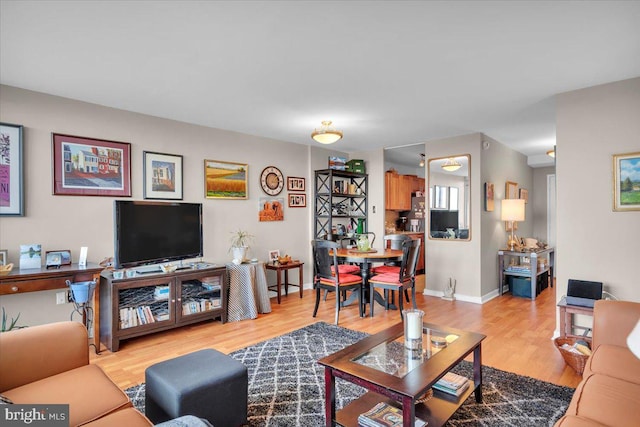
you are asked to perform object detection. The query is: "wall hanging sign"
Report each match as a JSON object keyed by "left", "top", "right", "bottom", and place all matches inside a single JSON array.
[
  {"left": 52, "top": 133, "right": 131, "bottom": 197},
  {"left": 0, "top": 122, "right": 24, "bottom": 216},
  {"left": 204, "top": 159, "right": 248, "bottom": 199},
  {"left": 143, "top": 151, "right": 183, "bottom": 200},
  {"left": 613, "top": 151, "right": 640, "bottom": 211}
]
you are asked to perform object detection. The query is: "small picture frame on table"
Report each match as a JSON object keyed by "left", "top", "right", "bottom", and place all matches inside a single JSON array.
[
  {"left": 0, "top": 249, "right": 7, "bottom": 266},
  {"left": 45, "top": 250, "right": 72, "bottom": 269},
  {"left": 268, "top": 250, "right": 280, "bottom": 264}
]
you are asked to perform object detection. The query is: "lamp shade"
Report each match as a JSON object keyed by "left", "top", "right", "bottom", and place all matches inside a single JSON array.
[
  {"left": 628, "top": 319, "right": 640, "bottom": 359},
  {"left": 501, "top": 199, "right": 525, "bottom": 222},
  {"left": 441, "top": 158, "right": 462, "bottom": 172},
  {"left": 311, "top": 121, "right": 343, "bottom": 144}
]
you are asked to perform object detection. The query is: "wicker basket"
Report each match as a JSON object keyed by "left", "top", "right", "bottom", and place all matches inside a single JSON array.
[{"left": 554, "top": 337, "right": 589, "bottom": 375}]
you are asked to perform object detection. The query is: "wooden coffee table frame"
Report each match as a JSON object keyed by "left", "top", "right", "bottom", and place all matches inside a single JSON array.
[{"left": 318, "top": 322, "right": 486, "bottom": 427}]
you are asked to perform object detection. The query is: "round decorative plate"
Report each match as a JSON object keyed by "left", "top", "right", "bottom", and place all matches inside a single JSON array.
[{"left": 260, "top": 166, "right": 284, "bottom": 196}]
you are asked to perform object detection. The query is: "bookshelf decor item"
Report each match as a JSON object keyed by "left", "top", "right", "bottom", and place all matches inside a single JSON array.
[{"left": 403, "top": 309, "right": 424, "bottom": 351}]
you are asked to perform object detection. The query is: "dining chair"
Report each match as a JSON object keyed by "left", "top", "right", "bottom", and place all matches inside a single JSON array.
[
  {"left": 372, "top": 234, "right": 413, "bottom": 302},
  {"left": 368, "top": 238, "right": 420, "bottom": 319},
  {"left": 311, "top": 240, "right": 364, "bottom": 325}
]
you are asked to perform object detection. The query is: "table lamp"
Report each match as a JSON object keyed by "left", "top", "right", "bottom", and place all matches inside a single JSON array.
[{"left": 501, "top": 199, "right": 525, "bottom": 251}]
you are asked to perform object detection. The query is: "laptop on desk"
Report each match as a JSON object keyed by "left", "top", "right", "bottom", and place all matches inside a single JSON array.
[{"left": 566, "top": 279, "right": 603, "bottom": 308}]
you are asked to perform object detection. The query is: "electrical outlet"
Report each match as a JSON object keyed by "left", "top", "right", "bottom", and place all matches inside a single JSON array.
[{"left": 56, "top": 291, "right": 67, "bottom": 305}]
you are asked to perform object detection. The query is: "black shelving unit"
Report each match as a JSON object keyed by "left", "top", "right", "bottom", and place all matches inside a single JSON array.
[{"left": 314, "top": 169, "right": 368, "bottom": 240}]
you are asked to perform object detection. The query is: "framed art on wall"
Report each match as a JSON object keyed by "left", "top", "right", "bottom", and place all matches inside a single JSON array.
[
  {"left": 484, "top": 182, "right": 495, "bottom": 212},
  {"left": 52, "top": 133, "right": 131, "bottom": 196},
  {"left": 0, "top": 122, "right": 24, "bottom": 216},
  {"left": 613, "top": 151, "right": 640, "bottom": 211},
  {"left": 204, "top": 159, "right": 248, "bottom": 199},
  {"left": 505, "top": 181, "right": 518, "bottom": 199},
  {"left": 519, "top": 188, "right": 529, "bottom": 204},
  {"left": 143, "top": 151, "right": 183, "bottom": 200},
  {"left": 287, "top": 176, "right": 305, "bottom": 192},
  {"left": 259, "top": 197, "right": 284, "bottom": 221},
  {"left": 288, "top": 193, "right": 306, "bottom": 208}
]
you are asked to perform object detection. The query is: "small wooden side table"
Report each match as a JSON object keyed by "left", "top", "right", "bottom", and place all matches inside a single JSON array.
[
  {"left": 265, "top": 261, "right": 304, "bottom": 304},
  {"left": 558, "top": 296, "right": 594, "bottom": 343}
]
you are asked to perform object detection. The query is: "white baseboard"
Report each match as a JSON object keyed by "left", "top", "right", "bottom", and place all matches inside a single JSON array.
[{"left": 422, "top": 288, "right": 500, "bottom": 305}]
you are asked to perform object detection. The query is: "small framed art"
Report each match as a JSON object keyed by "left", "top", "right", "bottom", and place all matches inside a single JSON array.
[
  {"left": 288, "top": 193, "right": 306, "bottom": 208},
  {"left": 0, "top": 249, "right": 7, "bottom": 266},
  {"left": 287, "top": 176, "right": 305, "bottom": 192},
  {"left": 484, "top": 182, "right": 495, "bottom": 212},
  {"left": 144, "top": 151, "right": 183, "bottom": 200},
  {"left": 519, "top": 188, "right": 529, "bottom": 204},
  {"left": 52, "top": 133, "right": 131, "bottom": 197}
]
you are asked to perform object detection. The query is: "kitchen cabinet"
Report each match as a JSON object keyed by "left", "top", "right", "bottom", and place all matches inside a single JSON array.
[{"left": 385, "top": 171, "right": 411, "bottom": 211}]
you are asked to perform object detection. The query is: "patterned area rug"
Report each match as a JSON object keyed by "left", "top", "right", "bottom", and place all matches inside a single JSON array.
[{"left": 126, "top": 322, "right": 574, "bottom": 426}]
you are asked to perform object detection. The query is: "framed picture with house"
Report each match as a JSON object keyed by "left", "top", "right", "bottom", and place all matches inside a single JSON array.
[
  {"left": 143, "top": 151, "right": 183, "bottom": 200},
  {"left": 52, "top": 133, "right": 131, "bottom": 197}
]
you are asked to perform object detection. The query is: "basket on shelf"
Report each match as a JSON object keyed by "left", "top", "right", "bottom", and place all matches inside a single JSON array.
[{"left": 554, "top": 337, "right": 589, "bottom": 375}]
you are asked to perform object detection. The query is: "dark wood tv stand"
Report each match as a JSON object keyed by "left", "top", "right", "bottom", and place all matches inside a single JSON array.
[{"left": 99, "top": 264, "right": 226, "bottom": 352}]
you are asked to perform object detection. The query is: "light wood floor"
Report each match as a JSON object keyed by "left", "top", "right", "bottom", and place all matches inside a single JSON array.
[{"left": 91, "top": 278, "right": 582, "bottom": 390}]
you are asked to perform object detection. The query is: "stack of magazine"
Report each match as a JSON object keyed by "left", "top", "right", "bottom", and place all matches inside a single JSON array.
[
  {"left": 432, "top": 372, "right": 469, "bottom": 397},
  {"left": 358, "top": 402, "right": 427, "bottom": 427}
]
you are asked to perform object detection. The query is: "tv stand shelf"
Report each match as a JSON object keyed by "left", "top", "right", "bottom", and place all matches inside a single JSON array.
[{"left": 99, "top": 264, "right": 226, "bottom": 352}]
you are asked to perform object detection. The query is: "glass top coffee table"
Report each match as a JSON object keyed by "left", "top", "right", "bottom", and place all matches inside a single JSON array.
[{"left": 317, "top": 322, "right": 486, "bottom": 427}]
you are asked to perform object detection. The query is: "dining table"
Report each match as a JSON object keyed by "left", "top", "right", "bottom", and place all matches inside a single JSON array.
[{"left": 335, "top": 247, "right": 403, "bottom": 313}]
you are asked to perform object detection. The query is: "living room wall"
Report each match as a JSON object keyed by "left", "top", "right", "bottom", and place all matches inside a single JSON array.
[
  {"left": 556, "top": 77, "right": 640, "bottom": 303},
  {"left": 0, "top": 85, "right": 319, "bottom": 326}
]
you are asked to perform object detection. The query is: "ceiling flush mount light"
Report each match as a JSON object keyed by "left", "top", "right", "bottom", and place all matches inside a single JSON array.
[
  {"left": 311, "top": 120, "right": 343, "bottom": 144},
  {"left": 547, "top": 149, "right": 555, "bottom": 158},
  {"left": 419, "top": 154, "right": 425, "bottom": 167},
  {"left": 441, "top": 157, "right": 462, "bottom": 172}
]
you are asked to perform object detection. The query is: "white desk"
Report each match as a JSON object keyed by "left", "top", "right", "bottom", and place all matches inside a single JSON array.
[{"left": 226, "top": 262, "right": 271, "bottom": 321}]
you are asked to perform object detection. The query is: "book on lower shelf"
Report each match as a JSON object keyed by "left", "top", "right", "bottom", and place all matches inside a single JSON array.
[
  {"left": 358, "top": 402, "right": 427, "bottom": 427},
  {"left": 432, "top": 372, "right": 470, "bottom": 397}
]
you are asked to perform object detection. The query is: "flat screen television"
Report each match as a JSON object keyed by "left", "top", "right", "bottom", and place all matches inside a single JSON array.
[
  {"left": 114, "top": 200, "right": 203, "bottom": 269},
  {"left": 430, "top": 210, "right": 459, "bottom": 232}
]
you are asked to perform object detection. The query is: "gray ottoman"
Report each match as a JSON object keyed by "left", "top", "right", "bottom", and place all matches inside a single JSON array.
[{"left": 145, "top": 349, "right": 248, "bottom": 426}]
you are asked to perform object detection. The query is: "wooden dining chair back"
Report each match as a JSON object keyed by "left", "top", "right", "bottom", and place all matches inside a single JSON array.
[
  {"left": 368, "top": 238, "right": 420, "bottom": 319},
  {"left": 311, "top": 239, "right": 364, "bottom": 325}
]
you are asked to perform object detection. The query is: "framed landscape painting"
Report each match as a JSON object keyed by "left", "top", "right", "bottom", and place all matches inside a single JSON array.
[
  {"left": 143, "top": 151, "right": 183, "bottom": 200},
  {"left": 52, "top": 133, "right": 131, "bottom": 196},
  {"left": 613, "top": 151, "right": 640, "bottom": 211},
  {"left": 204, "top": 159, "right": 248, "bottom": 199},
  {"left": 0, "top": 122, "right": 24, "bottom": 216}
]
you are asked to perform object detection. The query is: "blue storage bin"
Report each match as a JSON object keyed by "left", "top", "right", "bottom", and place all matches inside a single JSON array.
[{"left": 510, "top": 277, "right": 532, "bottom": 298}]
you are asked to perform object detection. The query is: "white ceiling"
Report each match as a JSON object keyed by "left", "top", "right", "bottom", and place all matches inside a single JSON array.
[{"left": 2, "top": 1, "right": 639, "bottom": 168}]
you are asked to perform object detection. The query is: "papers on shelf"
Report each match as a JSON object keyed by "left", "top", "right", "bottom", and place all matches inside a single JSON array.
[{"left": 358, "top": 402, "right": 427, "bottom": 427}]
